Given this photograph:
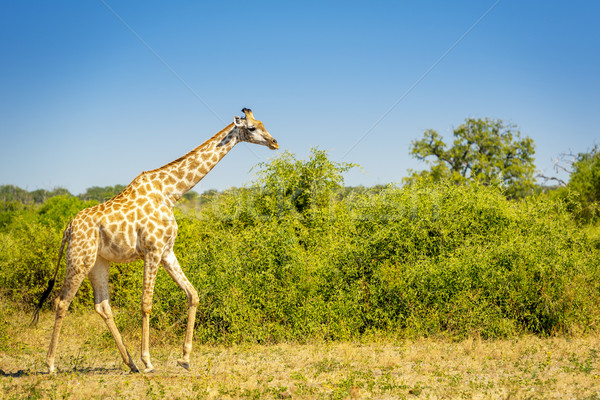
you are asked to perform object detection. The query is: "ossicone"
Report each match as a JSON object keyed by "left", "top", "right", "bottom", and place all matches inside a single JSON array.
[{"left": 241, "top": 108, "right": 254, "bottom": 119}]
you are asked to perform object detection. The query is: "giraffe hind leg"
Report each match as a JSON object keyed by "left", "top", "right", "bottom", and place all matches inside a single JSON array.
[
  {"left": 89, "top": 256, "right": 140, "bottom": 373},
  {"left": 46, "top": 227, "right": 100, "bottom": 374},
  {"left": 45, "top": 265, "right": 89, "bottom": 374}
]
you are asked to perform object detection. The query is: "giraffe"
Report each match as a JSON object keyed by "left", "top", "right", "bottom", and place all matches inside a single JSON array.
[{"left": 32, "top": 108, "right": 278, "bottom": 374}]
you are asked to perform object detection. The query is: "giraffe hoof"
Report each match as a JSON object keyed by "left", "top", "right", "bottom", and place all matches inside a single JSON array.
[
  {"left": 130, "top": 365, "right": 140, "bottom": 373},
  {"left": 177, "top": 360, "right": 190, "bottom": 370},
  {"left": 143, "top": 367, "right": 155, "bottom": 374}
]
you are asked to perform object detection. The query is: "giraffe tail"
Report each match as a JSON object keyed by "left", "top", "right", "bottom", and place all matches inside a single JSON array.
[{"left": 30, "top": 222, "right": 72, "bottom": 327}]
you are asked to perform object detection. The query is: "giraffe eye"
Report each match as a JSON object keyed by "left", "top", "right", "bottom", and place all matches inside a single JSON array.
[{"left": 248, "top": 126, "right": 257, "bottom": 132}]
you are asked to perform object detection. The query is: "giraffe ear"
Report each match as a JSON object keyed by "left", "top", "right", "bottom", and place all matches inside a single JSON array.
[{"left": 233, "top": 116, "right": 245, "bottom": 127}]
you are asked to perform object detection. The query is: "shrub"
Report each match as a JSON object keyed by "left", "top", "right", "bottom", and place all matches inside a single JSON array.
[
  {"left": 1, "top": 150, "right": 599, "bottom": 343},
  {"left": 0, "top": 196, "right": 97, "bottom": 308},
  {"left": 137, "top": 156, "right": 600, "bottom": 341}
]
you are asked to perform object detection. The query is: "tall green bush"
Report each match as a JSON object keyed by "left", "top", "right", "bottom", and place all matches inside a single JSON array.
[
  {"left": 565, "top": 146, "right": 600, "bottom": 221},
  {"left": 142, "top": 152, "right": 600, "bottom": 341},
  {"left": 0, "top": 196, "right": 97, "bottom": 307},
  {"left": 1, "top": 150, "right": 599, "bottom": 342}
]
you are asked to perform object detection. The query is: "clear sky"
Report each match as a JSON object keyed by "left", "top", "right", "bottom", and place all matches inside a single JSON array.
[{"left": 1, "top": 1, "right": 599, "bottom": 194}]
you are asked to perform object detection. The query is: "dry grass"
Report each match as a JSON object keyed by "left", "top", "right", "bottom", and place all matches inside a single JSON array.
[{"left": 1, "top": 304, "right": 600, "bottom": 399}]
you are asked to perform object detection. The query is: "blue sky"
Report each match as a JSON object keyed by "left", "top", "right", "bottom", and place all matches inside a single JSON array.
[{"left": 1, "top": 1, "right": 599, "bottom": 194}]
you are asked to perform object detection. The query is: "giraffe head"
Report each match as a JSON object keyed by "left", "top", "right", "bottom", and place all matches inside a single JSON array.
[{"left": 233, "top": 108, "right": 279, "bottom": 150}]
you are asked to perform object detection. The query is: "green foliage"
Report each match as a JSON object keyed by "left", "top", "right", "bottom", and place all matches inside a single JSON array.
[
  {"left": 79, "top": 185, "right": 126, "bottom": 202},
  {"left": 179, "top": 175, "right": 598, "bottom": 341},
  {"left": 565, "top": 146, "right": 600, "bottom": 221},
  {"left": 407, "top": 118, "right": 536, "bottom": 198},
  {"left": 142, "top": 151, "right": 600, "bottom": 341},
  {"left": 1, "top": 149, "right": 598, "bottom": 343},
  {"left": 0, "top": 185, "right": 32, "bottom": 203},
  {"left": 0, "top": 200, "right": 31, "bottom": 229},
  {"left": 176, "top": 190, "right": 215, "bottom": 212},
  {"left": 360, "top": 183, "right": 598, "bottom": 337},
  {"left": 253, "top": 148, "right": 357, "bottom": 215},
  {"left": 38, "top": 196, "right": 97, "bottom": 227},
  {"left": 0, "top": 195, "right": 97, "bottom": 307},
  {"left": 0, "top": 185, "right": 70, "bottom": 204}
]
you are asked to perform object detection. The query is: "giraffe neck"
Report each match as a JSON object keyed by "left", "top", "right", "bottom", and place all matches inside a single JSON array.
[{"left": 152, "top": 123, "right": 239, "bottom": 205}]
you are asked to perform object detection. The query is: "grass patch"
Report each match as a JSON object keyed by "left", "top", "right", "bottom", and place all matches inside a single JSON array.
[{"left": 2, "top": 306, "right": 600, "bottom": 399}]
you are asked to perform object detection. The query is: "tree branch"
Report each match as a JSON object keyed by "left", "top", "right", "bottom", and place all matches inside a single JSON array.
[{"left": 536, "top": 173, "right": 567, "bottom": 187}]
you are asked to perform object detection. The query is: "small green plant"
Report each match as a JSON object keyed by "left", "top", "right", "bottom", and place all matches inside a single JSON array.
[{"left": 565, "top": 349, "right": 598, "bottom": 374}]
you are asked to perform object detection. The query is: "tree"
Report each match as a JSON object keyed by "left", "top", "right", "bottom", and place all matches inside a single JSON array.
[
  {"left": 564, "top": 145, "right": 600, "bottom": 221},
  {"left": 0, "top": 185, "right": 31, "bottom": 203},
  {"left": 407, "top": 118, "right": 536, "bottom": 198},
  {"left": 79, "top": 185, "right": 126, "bottom": 202},
  {"left": 30, "top": 187, "right": 71, "bottom": 203},
  {"left": 0, "top": 185, "right": 71, "bottom": 204}
]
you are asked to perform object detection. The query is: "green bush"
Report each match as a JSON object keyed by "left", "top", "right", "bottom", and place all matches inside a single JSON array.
[
  {"left": 566, "top": 146, "right": 600, "bottom": 222},
  {"left": 359, "top": 182, "right": 599, "bottom": 338},
  {"left": 141, "top": 153, "right": 599, "bottom": 341},
  {"left": 0, "top": 203, "right": 97, "bottom": 308},
  {"left": 1, "top": 150, "right": 599, "bottom": 343}
]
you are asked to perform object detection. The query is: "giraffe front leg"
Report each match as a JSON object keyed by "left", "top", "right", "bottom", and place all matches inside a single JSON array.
[
  {"left": 162, "top": 250, "right": 199, "bottom": 370},
  {"left": 89, "top": 257, "right": 139, "bottom": 373},
  {"left": 141, "top": 253, "right": 160, "bottom": 373},
  {"left": 177, "top": 301, "right": 198, "bottom": 370}
]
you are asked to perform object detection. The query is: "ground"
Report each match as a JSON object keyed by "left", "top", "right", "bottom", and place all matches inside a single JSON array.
[{"left": 1, "top": 305, "right": 600, "bottom": 399}]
